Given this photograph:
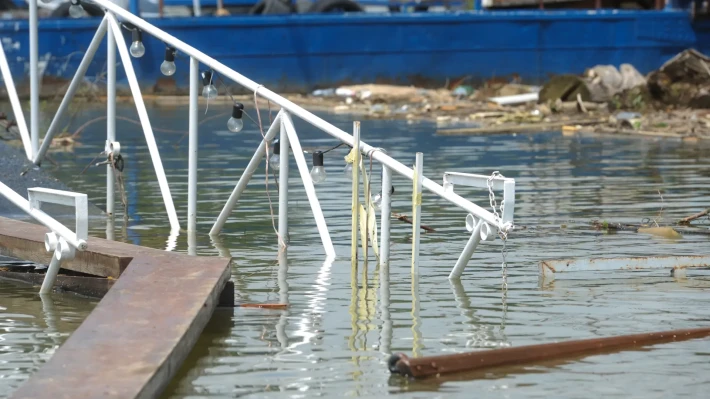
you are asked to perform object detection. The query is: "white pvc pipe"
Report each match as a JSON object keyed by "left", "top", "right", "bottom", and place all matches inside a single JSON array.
[
  {"left": 29, "top": 0, "right": 38, "bottom": 159},
  {"left": 379, "top": 165, "right": 392, "bottom": 265},
  {"left": 411, "top": 153, "right": 423, "bottom": 274},
  {"left": 106, "top": 14, "right": 180, "bottom": 231},
  {"left": 39, "top": 252, "right": 62, "bottom": 294},
  {"left": 0, "top": 42, "right": 32, "bottom": 159},
  {"left": 187, "top": 57, "right": 199, "bottom": 233},
  {"left": 351, "top": 122, "right": 360, "bottom": 262},
  {"left": 106, "top": 25, "right": 116, "bottom": 216},
  {"left": 90, "top": 0, "right": 502, "bottom": 230},
  {"left": 210, "top": 112, "right": 282, "bottom": 235},
  {"left": 281, "top": 113, "right": 336, "bottom": 259},
  {"left": 34, "top": 18, "right": 108, "bottom": 165},
  {"left": 278, "top": 118, "right": 290, "bottom": 248},
  {"left": 449, "top": 217, "right": 483, "bottom": 279},
  {"left": 192, "top": 0, "right": 202, "bottom": 16},
  {"left": 0, "top": 181, "right": 87, "bottom": 250},
  {"left": 378, "top": 262, "right": 392, "bottom": 354}
]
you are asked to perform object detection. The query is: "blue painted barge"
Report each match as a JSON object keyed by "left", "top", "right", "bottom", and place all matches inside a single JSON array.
[{"left": 0, "top": 1, "right": 708, "bottom": 93}]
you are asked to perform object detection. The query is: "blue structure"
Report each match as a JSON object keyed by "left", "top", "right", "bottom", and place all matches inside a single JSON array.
[{"left": 0, "top": 4, "right": 708, "bottom": 93}]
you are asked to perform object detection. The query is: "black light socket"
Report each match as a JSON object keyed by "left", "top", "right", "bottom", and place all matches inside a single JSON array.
[
  {"left": 164, "top": 47, "right": 175, "bottom": 62},
  {"left": 202, "top": 70, "right": 213, "bottom": 86},
  {"left": 232, "top": 103, "right": 244, "bottom": 119},
  {"left": 273, "top": 139, "right": 280, "bottom": 155},
  {"left": 132, "top": 29, "right": 142, "bottom": 43},
  {"left": 312, "top": 151, "right": 324, "bottom": 167}
]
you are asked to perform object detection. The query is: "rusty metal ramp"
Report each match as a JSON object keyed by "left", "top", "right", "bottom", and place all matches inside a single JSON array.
[{"left": 0, "top": 217, "right": 232, "bottom": 399}]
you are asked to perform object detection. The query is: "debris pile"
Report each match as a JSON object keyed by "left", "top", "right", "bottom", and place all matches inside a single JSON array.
[{"left": 301, "top": 48, "right": 710, "bottom": 139}]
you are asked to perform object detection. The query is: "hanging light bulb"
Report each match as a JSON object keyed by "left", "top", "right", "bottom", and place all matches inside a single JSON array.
[
  {"left": 269, "top": 139, "right": 280, "bottom": 171},
  {"left": 201, "top": 71, "right": 218, "bottom": 99},
  {"left": 130, "top": 29, "right": 145, "bottom": 58},
  {"left": 160, "top": 47, "right": 176, "bottom": 76},
  {"left": 69, "top": 0, "right": 84, "bottom": 18},
  {"left": 310, "top": 151, "right": 327, "bottom": 184},
  {"left": 227, "top": 103, "right": 244, "bottom": 133},
  {"left": 371, "top": 186, "right": 393, "bottom": 210},
  {"left": 344, "top": 163, "right": 353, "bottom": 180}
]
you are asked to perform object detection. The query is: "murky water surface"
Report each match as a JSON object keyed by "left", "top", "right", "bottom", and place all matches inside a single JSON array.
[{"left": 2, "top": 103, "right": 710, "bottom": 398}]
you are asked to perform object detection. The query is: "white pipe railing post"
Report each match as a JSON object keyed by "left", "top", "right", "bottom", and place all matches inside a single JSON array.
[
  {"left": 351, "top": 122, "right": 360, "bottom": 263},
  {"left": 106, "top": 14, "right": 180, "bottom": 231},
  {"left": 106, "top": 25, "right": 117, "bottom": 216},
  {"left": 380, "top": 165, "right": 392, "bottom": 265},
  {"left": 281, "top": 113, "right": 336, "bottom": 259},
  {"left": 411, "top": 153, "right": 423, "bottom": 274},
  {"left": 278, "top": 117, "right": 290, "bottom": 248},
  {"left": 449, "top": 215, "right": 483, "bottom": 279},
  {"left": 209, "top": 112, "right": 282, "bottom": 235},
  {"left": 187, "top": 57, "right": 199, "bottom": 232},
  {"left": 29, "top": 0, "right": 39, "bottom": 159},
  {"left": 34, "top": 18, "right": 108, "bottom": 165},
  {"left": 0, "top": 43, "right": 32, "bottom": 159}
]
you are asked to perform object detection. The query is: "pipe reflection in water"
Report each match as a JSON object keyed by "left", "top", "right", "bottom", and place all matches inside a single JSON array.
[
  {"left": 411, "top": 273, "right": 422, "bottom": 358},
  {"left": 105, "top": 216, "right": 114, "bottom": 241},
  {"left": 378, "top": 262, "right": 392, "bottom": 354},
  {"left": 165, "top": 228, "right": 179, "bottom": 252},
  {"left": 38, "top": 294, "right": 61, "bottom": 349},
  {"left": 275, "top": 249, "right": 289, "bottom": 349},
  {"left": 449, "top": 279, "right": 510, "bottom": 349},
  {"left": 209, "top": 234, "right": 232, "bottom": 258},
  {"left": 187, "top": 230, "right": 197, "bottom": 256}
]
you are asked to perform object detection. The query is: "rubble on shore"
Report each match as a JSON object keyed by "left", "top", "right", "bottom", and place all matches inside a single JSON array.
[{"left": 297, "top": 49, "right": 710, "bottom": 140}]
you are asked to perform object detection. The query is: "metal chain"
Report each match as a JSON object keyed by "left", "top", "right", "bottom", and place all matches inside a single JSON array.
[{"left": 487, "top": 171, "right": 509, "bottom": 291}]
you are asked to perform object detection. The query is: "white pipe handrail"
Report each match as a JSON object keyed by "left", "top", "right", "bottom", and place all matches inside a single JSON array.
[
  {"left": 0, "top": 42, "right": 32, "bottom": 159},
  {"left": 0, "top": 181, "right": 88, "bottom": 250},
  {"left": 91, "top": 0, "right": 507, "bottom": 232}
]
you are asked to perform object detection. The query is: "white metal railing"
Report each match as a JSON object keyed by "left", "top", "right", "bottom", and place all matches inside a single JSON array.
[
  {"left": 0, "top": 182, "right": 88, "bottom": 293},
  {"left": 1, "top": 0, "right": 516, "bottom": 279}
]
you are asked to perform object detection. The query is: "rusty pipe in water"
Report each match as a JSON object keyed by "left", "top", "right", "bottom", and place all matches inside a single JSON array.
[{"left": 389, "top": 327, "right": 710, "bottom": 378}]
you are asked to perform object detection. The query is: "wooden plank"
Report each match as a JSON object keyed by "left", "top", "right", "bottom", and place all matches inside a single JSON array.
[
  {"left": 0, "top": 217, "right": 130, "bottom": 278},
  {"left": 2, "top": 217, "right": 232, "bottom": 399}
]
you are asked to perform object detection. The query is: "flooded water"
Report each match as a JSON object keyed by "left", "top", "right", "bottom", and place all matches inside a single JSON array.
[{"left": 2, "top": 102, "right": 710, "bottom": 398}]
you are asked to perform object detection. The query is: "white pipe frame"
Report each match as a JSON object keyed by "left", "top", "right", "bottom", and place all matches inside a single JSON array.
[
  {"left": 106, "top": 23, "right": 117, "bottom": 216},
  {"left": 0, "top": 42, "right": 32, "bottom": 159},
  {"left": 90, "top": 0, "right": 510, "bottom": 234},
  {"left": 8, "top": 2, "right": 517, "bottom": 269},
  {"left": 106, "top": 14, "right": 180, "bottom": 232},
  {"left": 0, "top": 184, "right": 88, "bottom": 293},
  {"left": 187, "top": 57, "right": 199, "bottom": 233},
  {"left": 29, "top": 0, "right": 39, "bottom": 158},
  {"left": 34, "top": 18, "right": 108, "bottom": 165},
  {"left": 281, "top": 113, "right": 336, "bottom": 259},
  {"left": 210, "top": 112, "right": 283, "bottom": 235}
]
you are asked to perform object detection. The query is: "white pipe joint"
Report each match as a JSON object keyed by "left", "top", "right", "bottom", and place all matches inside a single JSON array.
[
  {"left": 465, "top": 214, "right": 479, "bottom": 232},
  {"left": 55, "top": 238, "right": 76, "bottom": 261},
  {"left": 480, "top": 222, "right": 495, "bottom": 242},
  {"left": 106, "top": 141, "right": 121, "bottom": 157},
  {"left": 45, "top": 232, "right": 59, "bottom": 252}
]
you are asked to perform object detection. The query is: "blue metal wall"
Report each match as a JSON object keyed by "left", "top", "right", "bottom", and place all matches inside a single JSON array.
[{"left": 0, "top": 10, "right": 701, "bottom": 93}]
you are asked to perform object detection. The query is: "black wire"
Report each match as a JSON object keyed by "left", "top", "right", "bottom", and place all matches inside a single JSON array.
[{"left": 322, "top": 142, "right": 350, "bottom": 153}]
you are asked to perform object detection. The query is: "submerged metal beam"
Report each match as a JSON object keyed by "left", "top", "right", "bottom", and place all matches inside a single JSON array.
[
  {"left": 389, "top": 327, "right": 710, "bottom": 379},
  {"left": 540, "top": 255, "right": 710, "bottom": 280}
]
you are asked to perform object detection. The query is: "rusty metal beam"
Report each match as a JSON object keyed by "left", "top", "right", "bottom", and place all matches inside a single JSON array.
[
  {"left": 539, "top": 255, "right": 710, "bottom": 280},
  {"left": 3, "top": 217, "right": 232, "bottom": 399},
  {"left": 389, "top": 327, "right": 710, "bottom": 379}
]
